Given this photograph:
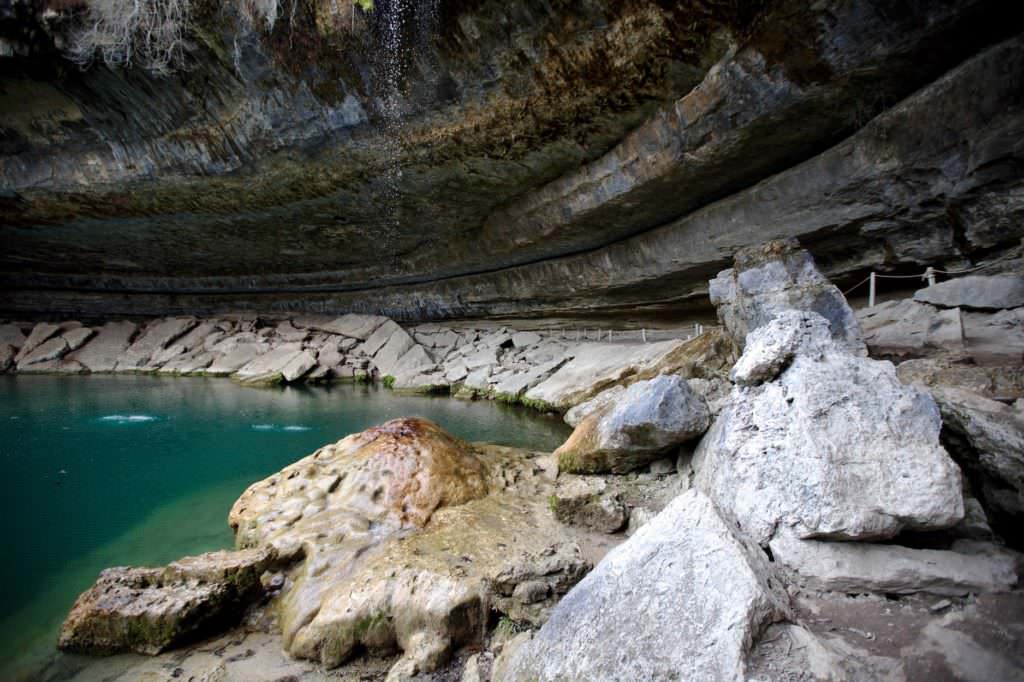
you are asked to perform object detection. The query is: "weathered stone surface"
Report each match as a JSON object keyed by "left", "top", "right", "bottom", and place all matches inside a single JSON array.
[
  {"left": 287, "top": 496, "right": 588, "bottom": 676},
  {"left": 16, "top": 336, "right": 69, "bottom": 367},
  {"left": 0, "top": 344, "right": 13, "bottom": 372},
  {"left": 548, "top": 476, "right": 626, "bottom": 533},
  {"left": 932, "top": 387, "right": 1024, "bottom": 544},
  {"left": 14, "top": 322, "right": 61, "bottom": 363},
  {"left": 859, "top": 299, "right": 972, "bottom": 358},
  {"left": 62, "top": 326, "right": 95, "bottom": 352},
  {"left": 695, "top": 311, "right": 964, "bottom": 544},
  {"left": 502, "top": 490, "right": 787, "bottom": 681},
  {"left": 563, "top": 384, "right": 626, "bottom": 427},
  {"left": 205, "top": 339, "right": 270, "bottom": 375},
  {"left": 150, "top": 321, "right": 220, "bottom": 366},
  {"left": 898, "top": 357, "right": 1024, "bottom": 400},
  {"left": 389, "top": 345, "right": 437, "bottom": 388},
  {"left": 556, "top": 374, "right": 710, "bottom": 474},
  {"left": 281, "top": 350, "right": 317, "bottom": 382},
  {"left": 58, "top": 548, "right": 273, "bottom": 655},
  {"left": 511, "top": 331, "right": 542, "bottom": 348},
  {"left": 525, "top": 340, "right": 684, "bottom": 411},
  {"left": 0, "top": 324, "right": 25, "bottom": 349},
  {"left": 233, "top": 344, "right": 304, "bottom": 385},
  {"left": 769, "top": 531, "right": 1019, "bottom": 597},
  {"left": 230, "top": 417, "right": 489, "bottom": 551},
  {"left": 115, "top": 318, "right": 197, "bottom": 371},
  {"left": 915, "top": 275, "right": 1024, "bottom": 311},
  {"left": 360, "top": 320, "right": 403, "bottom": 358},
  {"left": 65, "top": 321, "right": 137, "bottom": 372},
  {"left": 308, "top": 314, "right": 387, "bottom": 340},
  {"left": 709, "top": 240, "right": 864, "bottom": 353},
  {"left": 491, "top": 359, "right": 566, "bottom": 400}
]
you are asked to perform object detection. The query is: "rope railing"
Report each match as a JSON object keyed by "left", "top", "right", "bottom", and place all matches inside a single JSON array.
[
  {"left": 548, "top": 322, "right": 717, "bottom": 344},
  {"left": 842, "top": 252, "right": 1017, "bottom": 307}
]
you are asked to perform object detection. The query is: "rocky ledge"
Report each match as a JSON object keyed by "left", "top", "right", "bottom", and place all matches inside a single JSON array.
[{"left": 53, "top": 242, "right": 1024, "bottom": 681}]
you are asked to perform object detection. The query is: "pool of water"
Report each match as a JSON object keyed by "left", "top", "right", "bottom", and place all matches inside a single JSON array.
[{"left": 0, "top": 374, "right": 570, "bottom": 680}]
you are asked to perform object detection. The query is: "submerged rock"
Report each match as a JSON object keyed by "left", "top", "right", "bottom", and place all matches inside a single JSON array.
[
  {"left": 58, "top": 549, "right": 274, "bottom": 655},
  {"left": 501, "top": 490, "right": 788, "bottom": 681},
  {"left": 555, "top": 374, "right": 710, "bottom": 474},
  {"left": 695, "top": 311, "right": 964, "bottom": 544},
  {"left": 709, "top": 239, "right": 865, "bottom": 354}
]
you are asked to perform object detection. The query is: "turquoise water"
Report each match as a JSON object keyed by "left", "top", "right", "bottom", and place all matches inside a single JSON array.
[{"left": 0, "top": 375, "right": 570, "bottom": 680}]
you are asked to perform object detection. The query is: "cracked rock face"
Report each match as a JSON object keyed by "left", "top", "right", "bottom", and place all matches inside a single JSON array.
[
  {"left": 694, "top": 310, "right": 964, "bottom": 545},
  {"left": 501, "top": 490, "right": 789, "bottom": 681}
]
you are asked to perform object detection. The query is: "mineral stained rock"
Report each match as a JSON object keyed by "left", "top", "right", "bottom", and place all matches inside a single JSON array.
[{"left": 58, "top": 549, "right": 274, "bottom": 655}]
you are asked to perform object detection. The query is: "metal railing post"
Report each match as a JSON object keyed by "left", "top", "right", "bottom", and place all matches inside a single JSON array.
[{"left": 868, "top": 272, "right": 876, "bottom": 308}]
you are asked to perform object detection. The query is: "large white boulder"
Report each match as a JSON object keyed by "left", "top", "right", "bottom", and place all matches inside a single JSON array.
[
  {"left": 695, "top": 311, "right": 964, "bottom": 545},
  {"left": 500, "top": 490, "right": 788, "bottom": 681}
]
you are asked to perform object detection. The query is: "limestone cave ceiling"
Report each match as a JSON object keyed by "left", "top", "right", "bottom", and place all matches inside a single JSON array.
[{"left": 1, "top": 0, "right": 1023, "bottom": 319}]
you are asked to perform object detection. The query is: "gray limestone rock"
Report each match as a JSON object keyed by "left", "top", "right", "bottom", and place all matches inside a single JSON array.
[
  {"left": 14, "top": 322, "right": 61, "bottom": 363},
  {"left": 525, "top": 340, "right": 684, "bottom": 411},
  {"left": 66, "top": 322, "right": 138, "bottom": 373},
  {"left": 0, "top": 324, "right": 26, "bottom": 350},
  {"left": 361, "top": 320, "right": 404, "bottom": 359},
  {"left": 281, "top": 351, "right": 317, "bottom": 383},
  {"left": 709, "top": 240, "right": 865, "bottom": 354},
  {"left": 563, "top": 384, "right": 626, "bottom": 427},
  {"left": 233, "top": 345, "right": 305, "bottom": 385},
  {"left": 915, "top": 275, "right": 1024, "bottom": 311},
  {"left": 769, "top": 531, "right": 1019, "bottom": 596},
  {"left": 115, "top": 317, "right": 198, "bottom": 371},
  {"left": 298, "top": 314, "right": 387, "bottom": 340},
  {"left": 17, "top": 336, "right": 69, "bottom": 367},
  {"left": 932, "top": 386, "right": 1024, "bottom": 543},
  {"left": 501, "top": 490, "right": 788, "bottom": 681},
  {"left": 695, "top": 311, "right": 964, "bottom": 545},
  {"left": 511, "top": 331, "right": 542, "bottom": 348},
  {"left": 556, "top": 374, "right": 710, "bottom": 474},
  {"left": 62, "top": 327, "right": 95, "bottom": 353},
  {"left": 0, "top": 344, "right": 14, "bottom": 372}
]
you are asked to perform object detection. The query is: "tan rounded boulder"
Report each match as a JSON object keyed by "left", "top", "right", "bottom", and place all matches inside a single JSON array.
[{"left": 229, "top": 417, "right": 489, "bottom": 552}]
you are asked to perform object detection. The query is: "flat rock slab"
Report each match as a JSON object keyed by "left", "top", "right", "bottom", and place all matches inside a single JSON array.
[
  {"left": 525, "top": 340, "right": 684, "bottom": 410},
  {"left": 17, "top": 336, "right": 69, "bottom": 367},
  {"left": 915, "top": 274, "right": 1024, "bottom": 310},
  {"left": 769, "top": 532, "right": 1019, "bottom": 596},
  {"left": 501, "top": 490, "right": 787, "bottom": 681},
  {"left": 299, "top": 314, "right": 387, "bottom": 340},
  {"left": 14, "top": 322, "right": 61, "bottom": 363},
  {"left": 65, "top": 322, "right": 138, "bottom": 372},
  {"left": 115, "top": 318, "right": 197, "bottom": 371},
  {"left": 62, "top": 327, "right": 95, "bottom": 352}
]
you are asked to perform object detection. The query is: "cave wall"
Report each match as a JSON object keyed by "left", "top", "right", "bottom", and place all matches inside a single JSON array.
[{"left": 1, "top": 0, "right": 1022, "bottom": 320}]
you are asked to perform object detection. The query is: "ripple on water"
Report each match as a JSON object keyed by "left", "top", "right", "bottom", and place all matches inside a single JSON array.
[
  {"left": 251, "top": 424, "right": 312, "bottom": 432},
  {"left": 97, "top": 414, "right": 160, "bottom": 424}
]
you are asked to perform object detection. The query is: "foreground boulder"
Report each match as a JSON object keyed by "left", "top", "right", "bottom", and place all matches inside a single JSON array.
[
  {"left": 708, "top": 239, "right": 865, "bottom": 354},
  {"left": 695, "top": 311, "right": 964, "bottom": 545},
  {"left": 500, "top": 490, "right": 787, "bottom": 681},
  {"left": 58, "top": 549, "right": 273, "bottom": 655},
  {"left": 555, "top": 374, "right": 710, "bottom": 474}
]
